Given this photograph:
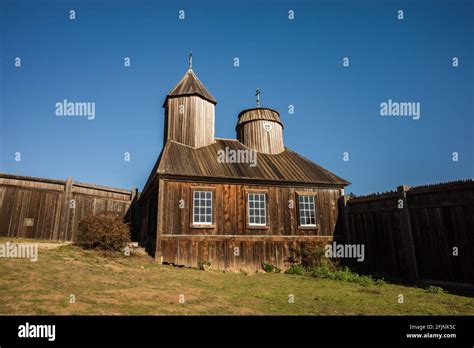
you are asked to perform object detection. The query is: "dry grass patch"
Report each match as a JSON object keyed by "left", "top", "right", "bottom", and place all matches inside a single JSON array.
[{"left": 0, "top": 237, "right": 473, "bottom": 315}]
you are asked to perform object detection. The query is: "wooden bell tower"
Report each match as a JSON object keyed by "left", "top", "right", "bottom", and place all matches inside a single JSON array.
[{"left": 163, "top": 53, "right": 217, "bottom": 148}]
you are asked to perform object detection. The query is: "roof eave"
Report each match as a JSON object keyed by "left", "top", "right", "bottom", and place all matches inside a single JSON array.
[
  {"left": 155, "top": 172, "right": 349, "bottom": 188},
  {"left": 162, "top": 93, "right": 217, "bottom": 108}
]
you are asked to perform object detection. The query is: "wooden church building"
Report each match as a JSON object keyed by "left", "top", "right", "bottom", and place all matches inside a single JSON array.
[{"left": 138, "top": 55, "right": 349, "bottom": 272}]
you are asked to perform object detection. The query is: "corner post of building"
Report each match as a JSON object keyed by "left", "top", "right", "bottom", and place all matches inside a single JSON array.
[
  {"left": 397, "top": 185, "right": 419, "bottom": 280},
  {"left": 130, "top": 187, "right": 139, "bottom": 215},
  {"left": 131, "top": 187, "right": 137, "bottom": 202},
  {"left": 155, "top": 179, "right": 165, "bottom": 264},
  {"left": 129, "top": 187, "right": 139, "bottom": 239},
  {"left": 60, "top": 177, "right": 74, "bottom": 241}
]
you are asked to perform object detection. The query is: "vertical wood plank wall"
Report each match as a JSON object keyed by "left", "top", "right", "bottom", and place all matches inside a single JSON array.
[
  {"left": 137, "top": 180, "right": 159, "bottom": 253},
  {"left": 155, "top": 179, "right": 342, "bottom": 271},
  {"left": 0, "top": 174, "right": 134, "bottom": 241},
  {"left": 165, "top": 96, "right": 215, "bottom": 148},
  {"left": 237, "top": 120, "right": 284, "bottom": 154},
  {"left": 340, "top": 181, "right": 474, "bottom": 284}
]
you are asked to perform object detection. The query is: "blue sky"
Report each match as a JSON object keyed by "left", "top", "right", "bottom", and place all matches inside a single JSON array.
[{"left": 0, "top": 0, "right": 472, "bottom": 195}]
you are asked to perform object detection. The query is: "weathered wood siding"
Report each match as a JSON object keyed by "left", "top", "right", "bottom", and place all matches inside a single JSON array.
[
  {"left": 237, "top": 120, "right": 284, "bottom": 154},
  {"left": 340, "top": 180, "right": 474, "bottom": 284},
  {"left": 137, "top": 180, "right": 159, "bottom": 253},
  {"left": 0, "top": 174, "right": 135, "bottom": 241},
  {"left": 155, "top": 179, "right": 342, "bottom": 271},
  {"left": 408, "top": 182, "right": 474, "bottom": 284},
  {"left": 159, "top": 236, "right": 332, "bottom": 271},
  {"left": 165, "top": 96, "right": 215, "bottom": 148}
]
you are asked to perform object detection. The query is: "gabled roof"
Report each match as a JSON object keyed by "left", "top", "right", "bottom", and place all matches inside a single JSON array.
[
  {"left": 163, "top": 68, "right": 217, "bottom": 106},
  {"left": 143, "top": 139, "right": 349, "bottom": 189}
]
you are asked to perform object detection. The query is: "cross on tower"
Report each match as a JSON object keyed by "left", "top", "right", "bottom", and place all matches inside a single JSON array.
[
  {"left": 255, "top": 88, "right": 261, "bottom": 107},
  {"left": 189, "top": 52, "right": 193, "bottom": 69}
]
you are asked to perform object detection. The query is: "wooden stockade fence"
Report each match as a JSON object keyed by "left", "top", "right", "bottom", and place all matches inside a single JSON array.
[
  {"left": 0, "top": 173, "right": 138, "bottom": 241},
  {"left": 338, "top": 180, "right": 474, "bottom": 284},
  {"left": 2, "top": 172, "right": 472, "bottom": 284}
]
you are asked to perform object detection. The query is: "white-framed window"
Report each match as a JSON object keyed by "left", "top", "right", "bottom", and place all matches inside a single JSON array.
[
  {"left": 193, "top": 191, "right": 212, "bottom": 225},
  {"left": 298, "top": 195, "right": 316, "bottom": 226},
  {"left": 248, "top": 193, "right": 267, "bottom": 226}
]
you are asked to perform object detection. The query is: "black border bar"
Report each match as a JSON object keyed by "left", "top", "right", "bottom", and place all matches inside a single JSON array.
[{"left": 0, "top": 315, "right": 473, "bottom": 345}]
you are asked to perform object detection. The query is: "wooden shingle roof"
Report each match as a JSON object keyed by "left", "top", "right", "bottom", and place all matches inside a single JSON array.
[
  {"left": 237, "top": 107, "right": 284, "bottom": 128},
  {"left": 154, "top": 138, "right": 349, "bottom": 186},
  {"left": 164, "top": 69, "right": 217, "bottom": 106}
]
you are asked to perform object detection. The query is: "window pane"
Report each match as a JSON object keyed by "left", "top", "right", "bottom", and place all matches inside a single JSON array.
[
  {"left": 248, "top": 193, "right": 266, "bottom": 225},
  {"left": 298, "top": 195, "right": 316, "bottom": 226},
  {"left": 193, "top": 191, "right": 213, "bottom": 224}
]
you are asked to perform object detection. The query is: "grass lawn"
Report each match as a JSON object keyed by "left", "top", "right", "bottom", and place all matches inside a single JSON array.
[{"left": 0, "top": 237, "right": 473, "bottom": 315}]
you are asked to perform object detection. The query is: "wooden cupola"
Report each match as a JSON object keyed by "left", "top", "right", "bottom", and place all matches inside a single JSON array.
[
  {"left": 162, "top": 53, "right": 217, "bottom": 148},
  {"left": 236, "top": 90, "right": 284, "bottom": 154}
]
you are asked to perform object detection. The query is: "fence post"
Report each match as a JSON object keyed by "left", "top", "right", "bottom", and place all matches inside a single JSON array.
[
  {"left": 397, "top": 185, "right": 419, "bottom": 280},
  {"left": 342, "top": 195, "right": 352, "bottom": 244},
  {"left": 59, "top": 177, "right": 74, "bottom": 241}
]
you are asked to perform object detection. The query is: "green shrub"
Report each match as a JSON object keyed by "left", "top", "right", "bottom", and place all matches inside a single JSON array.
[
  {"left": 76, "top": 214, "right": 131, "bottom": 252},
  {"left": 286, "top": 243, "right": 386, "bottom": 286},
  {"left": 426, "top": 286, "right": 446, "bottom": 294},
  {"left": 287, "top": 243, "right": 337, "bottom": 271},
  {"left": 311, "top": 264, "right": 332, "bottom": 278},
  {"left": 373, "top": 278, "right": 386, "bottom": 286},
  {"left": 310, "top": 265, "right": 384, "bottom": 286},
  {"left": 285, "top": 264, "right": 307, "bottom": 276},
  {"left": 262, "top": 262, "right": 281, "bottom": 273}
]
